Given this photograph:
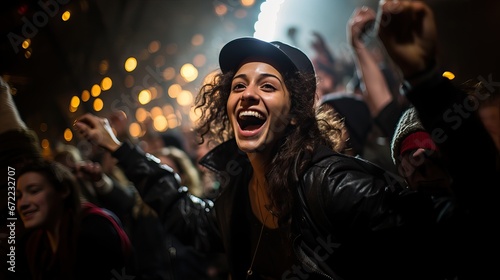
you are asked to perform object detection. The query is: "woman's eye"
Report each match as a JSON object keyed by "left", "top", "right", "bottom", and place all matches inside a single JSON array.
[
  {"left": 261, "top": 83, "right": 276, "bottom": 91},
  {"left": 232, "top": 83, "right": 245, "bottom": 91},
  {"left": 29, "top": 187, "right": 41, "bottom": 194}
]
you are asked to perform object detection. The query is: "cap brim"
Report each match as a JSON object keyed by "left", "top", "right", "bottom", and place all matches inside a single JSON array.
[{"left": 219, "top": 37, "right": 298, "bottom": 76}]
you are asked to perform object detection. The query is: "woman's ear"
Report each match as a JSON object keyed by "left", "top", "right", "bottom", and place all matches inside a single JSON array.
[{"left": 290, "top": 117, "right": 297, "bottom": 125}]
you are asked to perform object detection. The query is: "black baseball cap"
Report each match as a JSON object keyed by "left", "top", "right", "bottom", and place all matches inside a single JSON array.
[{"left": 219, "top": 37, "right": 315, "bottom": 79}]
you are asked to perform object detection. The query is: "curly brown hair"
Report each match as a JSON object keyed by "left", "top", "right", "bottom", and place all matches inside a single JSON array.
[{"left": 194, "top": 69, "right": 345, "bottom": 225}]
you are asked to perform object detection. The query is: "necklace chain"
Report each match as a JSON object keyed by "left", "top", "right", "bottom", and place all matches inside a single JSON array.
[
  {"left": 246, "top": 214, "right": 267, "bottom": 278},
  {"left": 247, "top": 179, "right": 271, "bottom": 278}
]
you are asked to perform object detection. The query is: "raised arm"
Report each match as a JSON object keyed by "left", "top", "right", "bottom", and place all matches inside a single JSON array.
[
  {"left": 74, "top": 113, "right": 223, "bottom": 253},
  {"left": 347, "top": 6, "right": 393, "bottom": 117},
  {"left": 378, "top": 3, "right": 500, "bottom": 277}
]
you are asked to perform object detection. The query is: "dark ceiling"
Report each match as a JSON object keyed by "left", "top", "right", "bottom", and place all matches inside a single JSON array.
[{"left": 1, "top": 0, "right": 499, "bottom": 147}]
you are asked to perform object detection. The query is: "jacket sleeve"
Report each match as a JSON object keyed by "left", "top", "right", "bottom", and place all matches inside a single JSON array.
[
  {"left": 306, "top": 155, "right": 436, "bottom": 234},
  {"left": 302, "top": 156, "right": 447, "bottom": 279},
  {"left": 111, "top": 141, "right": 223, "bottom": 253}
]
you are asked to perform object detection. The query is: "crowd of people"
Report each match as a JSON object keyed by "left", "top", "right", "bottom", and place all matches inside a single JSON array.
[{"left": 2, "top": 1, "right": 499, "bottom": 280}]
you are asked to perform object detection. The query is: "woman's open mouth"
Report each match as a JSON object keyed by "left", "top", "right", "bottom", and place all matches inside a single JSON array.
[{"left": 238, "top": 110, "right": 266, "bottom": 132}]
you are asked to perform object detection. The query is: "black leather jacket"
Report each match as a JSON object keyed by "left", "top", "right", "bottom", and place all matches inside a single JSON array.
[
  {"left": 112, "top": 77, "right": 499, "bottom": 280},
  {"left": 200, "top": 140, "right": 450, "bottom": 280},
  {"left": 114, "top": 138, "right": 449, "bottom": 280}
]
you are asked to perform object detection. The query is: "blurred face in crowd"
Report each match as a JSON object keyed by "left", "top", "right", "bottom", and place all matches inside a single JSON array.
[
  {"left": 17, "top": 172, "right": 67, "bottom": 230},
  {"left": 227, "top": 62, "right": 292, "bottom": 156},
  {"left": 400, "top": 148, "right": 452, "bottom": 196}
]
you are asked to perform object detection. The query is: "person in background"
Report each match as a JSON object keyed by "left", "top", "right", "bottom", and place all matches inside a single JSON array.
[
  {"left": 391, "top": 107, "right": 453, "bottom": 197},
  {"left": 376, "top": 1, "right": 500, "bottom": 278},
  {"left": 347, "top": 6, "right": 406, "bottom": 121},
  {"left": 72, "top": 142, "right": 174, "bottom": 280},
  {"left": 53, "top": 144, "right": 105, "bottom": 206},
  {"left": 310, "top": 31, "right": 354, "bottom": 101},
  {"left": 16, "top": 159, "right": 134, "bottom": 280},
  {"left": 1, "top": 76, "right": 40, "bottom": 280},
  {"left": 310, "top": 32, "right": 373, "bottom": 158},
  {"left": 345, "top": 5, "right": 409, "bottom": 174},
  {"left": 389, "top": 103, "right": 499, "bottom": 278},
  {"left": 79, "top": 125, "right": 226, "bottom": 280}
]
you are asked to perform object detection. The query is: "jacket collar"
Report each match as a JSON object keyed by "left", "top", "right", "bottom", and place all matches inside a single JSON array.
[
  {"left": 310, "top": 144, "right": 337, "bottom": 163},
  {"left": 200, "top": 138, "right": 339, "bottom": 175},
  {"left": 199, "top": 139, "right": 250, "bottom": 174}
]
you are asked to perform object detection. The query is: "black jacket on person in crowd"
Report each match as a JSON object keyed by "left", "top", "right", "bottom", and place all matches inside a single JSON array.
[{"left": 111, "top": 76, "right": 499, "bottom": 280}]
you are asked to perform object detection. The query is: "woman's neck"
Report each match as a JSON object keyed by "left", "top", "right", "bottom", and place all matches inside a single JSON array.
[{"left": 247, "top": 149, "right": 271, "bottom": 177}]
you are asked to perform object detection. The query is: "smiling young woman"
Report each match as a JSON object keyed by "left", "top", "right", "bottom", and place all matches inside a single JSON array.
[
  {"left": 73, "top": 2, "right": 499, "bottom": 279},
  {"left": 16, "top": 160, "right": 134, "bottom": 280}
]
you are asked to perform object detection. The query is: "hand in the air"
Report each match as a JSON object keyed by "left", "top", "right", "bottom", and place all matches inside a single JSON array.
[
  {"left": 73, "top": 113, "right": 122, "bottom": 152},
  {"left": 377, "top": 0, "right": 438, "bottom": 78}
]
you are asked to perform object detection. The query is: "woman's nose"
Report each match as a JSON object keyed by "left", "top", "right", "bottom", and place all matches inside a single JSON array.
[
  {"left": 17, "top": 196, "right": 29, "bottom": 211},
  {"left": 240, "top": 87, "right": 260, "bottom": 102}
]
